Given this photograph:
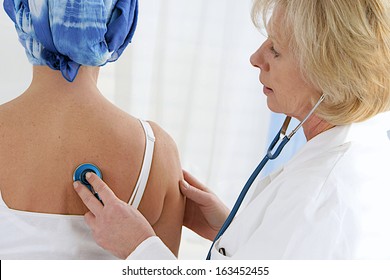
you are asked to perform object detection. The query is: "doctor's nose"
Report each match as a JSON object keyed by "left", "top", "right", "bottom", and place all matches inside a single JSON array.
[{"left": 250, "top": 42, "right": 269, "bottom": 72}]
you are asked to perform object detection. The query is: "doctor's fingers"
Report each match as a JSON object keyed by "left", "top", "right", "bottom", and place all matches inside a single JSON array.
[
  {"left": 180, "top": 179, "right": 217, "bottom": 207},
  {"left": 183, "top": 170, "right": 211, "bottom": 192},
  {"left": 84, "top": 211, "right": 96, "bottom": 229},
  {"left": 74, "top": 181, "right": 103, "bottom": 216},
  {"left": 84, "top": 172, "right": 119, "bottom": 205}
]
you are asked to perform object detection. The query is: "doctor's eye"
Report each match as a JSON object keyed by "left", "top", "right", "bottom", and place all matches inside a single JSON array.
[{"left": 270, "top": 45, "right": 280, "bottom": 58}]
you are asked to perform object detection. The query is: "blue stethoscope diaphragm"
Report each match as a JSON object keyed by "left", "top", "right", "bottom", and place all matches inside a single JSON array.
[{"left": 73, "top": 163, "right": 103, "bottom": 204}]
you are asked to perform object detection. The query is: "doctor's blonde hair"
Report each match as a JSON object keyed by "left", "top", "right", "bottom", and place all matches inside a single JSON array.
[{"left": 252, "top": 0, "right": 390, "bottom": 125}]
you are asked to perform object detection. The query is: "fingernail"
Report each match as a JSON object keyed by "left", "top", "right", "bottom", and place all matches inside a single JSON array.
[
  {"left": 85, "top": 172, "right": 92, "bottom": 179},
  {"left": 180, "top": 180, "right": 189, "bottom": 189},
  {"left": 73, "top": 181, "right": 79, "bottom": 188}
]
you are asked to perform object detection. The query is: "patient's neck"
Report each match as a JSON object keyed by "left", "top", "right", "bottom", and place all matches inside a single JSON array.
[{"left": 24, "top": 66, "right": 103, "bottom": 102}]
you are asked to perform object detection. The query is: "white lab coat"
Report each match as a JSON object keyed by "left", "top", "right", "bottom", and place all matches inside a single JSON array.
[{"left": 128, "top": 111, "right": 390, "bottom": 260}]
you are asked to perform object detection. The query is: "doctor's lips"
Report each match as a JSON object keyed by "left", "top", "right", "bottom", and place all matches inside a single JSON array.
[{"left": 263, "top": 85, "right": 274, "bottom": 95}]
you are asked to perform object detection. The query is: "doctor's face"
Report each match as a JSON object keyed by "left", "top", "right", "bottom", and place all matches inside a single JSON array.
[{"left": 250, "top": 7, "right": 320, "bottom": 121}]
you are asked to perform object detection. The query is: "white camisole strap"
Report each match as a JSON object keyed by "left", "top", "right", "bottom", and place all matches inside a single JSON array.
[{"left": 129, "top": 120, "right": 155, "bottom": 209}]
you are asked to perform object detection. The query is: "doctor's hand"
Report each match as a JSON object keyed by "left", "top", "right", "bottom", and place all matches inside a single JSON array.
[
  {"left": 73, "top": 172, "right": 155, "bottom": 259},
  {"left": 179, "top": 170, "right": 230, "bottom": 241}
]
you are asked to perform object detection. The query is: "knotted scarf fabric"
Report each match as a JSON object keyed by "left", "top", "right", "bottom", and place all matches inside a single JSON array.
[{"left": 3, "top": 0, "right": 138, "bottom": 82}]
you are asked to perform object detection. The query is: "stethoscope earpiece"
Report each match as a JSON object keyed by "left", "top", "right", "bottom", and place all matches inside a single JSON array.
[{"left": 73, "top": 163, "right": 103, "bottom": 204}]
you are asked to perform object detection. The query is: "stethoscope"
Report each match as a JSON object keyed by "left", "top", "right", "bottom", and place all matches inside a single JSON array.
[
  {"left": 206, "top": 94, "right": 325, "bottom": 259},
  {"left": 73, "top": 163, "right": 104, "bottom": 204}
]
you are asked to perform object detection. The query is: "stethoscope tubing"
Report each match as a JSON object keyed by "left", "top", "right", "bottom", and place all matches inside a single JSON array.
[
  {"left": 206, "top": 131, "right": 290, "bottom": 259},
  {"left": 206, "top": 94, "right": 324, "bottom": 259}
]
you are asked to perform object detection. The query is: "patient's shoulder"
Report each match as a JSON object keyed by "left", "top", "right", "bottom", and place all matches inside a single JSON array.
[
  {"left": 149, "top": 121, "right": 182, "bottom": 181},
  {"left": 146, "top": 120, "right": 182, "bottom": 187},
  {"left": 142, "top": 121, "right": 185, "bottom": 256},
  {"left": 137, "top": 120, "right": 183, "bottom": 220},
  {"left": 147, "top": 121, "right": 177, "bottom": 149}
]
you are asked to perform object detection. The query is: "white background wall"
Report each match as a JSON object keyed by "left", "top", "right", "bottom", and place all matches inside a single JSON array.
[{"left": 0, "top": 0, "right": 272, "bottom": 259}]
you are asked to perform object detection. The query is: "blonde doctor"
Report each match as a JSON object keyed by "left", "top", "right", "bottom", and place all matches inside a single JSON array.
[{"left": 74, "top": 0, "right": 390, "bottom": 259}]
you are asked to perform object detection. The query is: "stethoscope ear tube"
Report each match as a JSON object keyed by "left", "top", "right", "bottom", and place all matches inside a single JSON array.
[
  {"left": 267, "top": 134, "right": 290, "bottom": 159},
  {"left": 206, "top": 94, "right": 325, "bottom": 259},
  {"left": 206, "top": 125, "right": 292, "bottom": 259}
]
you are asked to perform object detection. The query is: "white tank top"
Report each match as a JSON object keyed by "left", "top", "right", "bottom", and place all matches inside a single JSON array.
[{"left": 0, "top": 120, "right": 155, "bottom": 259}]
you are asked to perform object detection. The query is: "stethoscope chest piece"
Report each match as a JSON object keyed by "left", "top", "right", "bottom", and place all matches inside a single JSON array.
[
  {"left": 73, "top": 163, "right": 103, "bottom": 204},
  {"left": 73, "top": 163, "right": 102, "bottom": 190}
]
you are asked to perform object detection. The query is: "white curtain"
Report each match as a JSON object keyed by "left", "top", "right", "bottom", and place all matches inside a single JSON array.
[
  {"left": 1, "top": 0, "right": 299, "bottom": 259},
  {"left": 112, "top": 0, "right": 270, "bottom": 201}
]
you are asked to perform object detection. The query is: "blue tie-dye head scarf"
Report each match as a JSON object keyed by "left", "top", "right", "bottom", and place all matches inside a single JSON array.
[{"left": 3, "top": 0, "right": 138, "bottom": 82}]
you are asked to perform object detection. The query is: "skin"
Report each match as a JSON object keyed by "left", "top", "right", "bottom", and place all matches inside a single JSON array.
[
  {"left": 179, "top": 170, "right": 229, "bottom": 241},
  {"left": 73, "top": 5, "right": 336, "bottom": 259},
  {"left": 74, "top": 173, "right": 155, "bottom": 259},
  {"left": 0, "top": 65, "right": 185, "bottom": 256},
  {"left": 74, "top": 170, "right": 229, "bottom": 258},
  {"left": 250, "top": 6, "right": 334, "bottom": 140}
]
